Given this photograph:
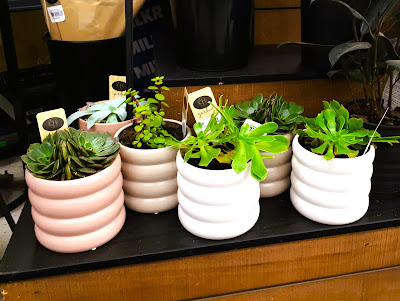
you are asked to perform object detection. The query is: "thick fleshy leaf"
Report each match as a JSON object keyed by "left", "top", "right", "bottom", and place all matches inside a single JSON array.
[
  {"left": 106, "top": 113, "right": 119, "bottom": 124},
  {"left": 329, "top": 41, "right": 372, "bottom": 66},
  {"left": 86, "top": 110, "right": 112, "bottom": 129},
  {"left": 67, "top": 110, "right": 93, "bottom": 125}
]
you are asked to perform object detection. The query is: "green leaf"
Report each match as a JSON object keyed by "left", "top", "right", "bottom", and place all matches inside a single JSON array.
[
  {"left": 155, "top": 93, "right": 165, "bottom": 101},
  {"left": 329, "top": 41, "right": 372, "bottom": 67}
]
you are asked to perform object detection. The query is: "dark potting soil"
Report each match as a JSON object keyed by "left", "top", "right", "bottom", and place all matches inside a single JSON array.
[
  {"left": 298, "top": 136, "right": 368, "bottom": 158},
  {"left": 185, "top": 157, "right": 231, "bottom": 170},
  {"left": 118, "top": 120, "right": 184, "bottom": 149},
  {"left": 347, "top": 101, "right": 400, "bottom": 126}
]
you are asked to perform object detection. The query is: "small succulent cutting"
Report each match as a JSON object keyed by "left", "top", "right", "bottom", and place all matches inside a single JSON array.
[
  {"left": 21, "top": 128, "right": 120, "bottom": 180},
  {"left": 168, "top": 97, "right": 290, "bottom": 181},
  {"left": 298, "top": 100, "right": 400, "bottom": 160},
  {"left": 125, "top": 76, "right": 171, "bottom": 149},
  {"left": 234, "top": 93, "right": 304, "bottom": 132}
]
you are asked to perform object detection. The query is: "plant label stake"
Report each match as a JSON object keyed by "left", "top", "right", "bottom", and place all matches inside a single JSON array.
[
  {"left": 363, "top": 107, "right": 390, "bottom": 156},
  {"left": 36, "top": 108, "right": 68, "bottom": 142},
  {"left": 186, "top": 87, "right": 218, "bottom": 129}
]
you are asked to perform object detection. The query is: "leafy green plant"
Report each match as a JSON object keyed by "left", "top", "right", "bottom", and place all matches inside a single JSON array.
[
  {"left": 167, "top": 97, "right": 290, "bottom": 181},
  {"left": 282, "top": 0, "right": 400, "bottom": 124},
  {"left": 125, "top": 76, "right": 172, "bottom": 149},
  {"left": 67, "top": 95, "right": 143, "bottom": 129},
  {"left": 234, "top": 93, "right": 304, "bottom": 132},
  {"left": 298, "top": 100, "right": 399, "bottom": 160},
  {"left": 21, "top": 128, "right": 119, "bottom": 180}
]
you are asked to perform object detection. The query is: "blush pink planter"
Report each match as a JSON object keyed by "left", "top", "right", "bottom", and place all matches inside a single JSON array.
[
  {"left": 25, "top": 155, "right": 125, "bottom": 253},
  {"left": 260, "top": 132, "right": 294, "bottom": 198},
  {"left": 78, "top": 101, "right": 133, "bottom": 137},
  {"left": 115, "top": 119, "right": 191, "bottom": 213}
]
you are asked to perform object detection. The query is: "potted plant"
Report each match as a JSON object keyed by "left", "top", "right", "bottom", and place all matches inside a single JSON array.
[
  {"left": 234, "top": 93, "right": 304, "bottom": 197},
  {"left": 167, "top": 98, "right": 290, "bottom": 240},
  {"left": 114, "top": 76, "right": 191, "bottom": 214},
  {"left": 21, "top": 128, "right": 124, "bottom": 253},
  {"left": 66, "top": 96, "right": 143, "bottom": 137},
  {"left": 290, "top": 0, "right": 400, "bottom": 192},
  {"left": 291, "top": 100, "right": 399, "bottom": 225}
]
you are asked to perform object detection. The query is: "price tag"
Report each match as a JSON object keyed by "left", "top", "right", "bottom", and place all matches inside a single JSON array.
[
  {"left": 109, "top": 75, "right": 127, "bottom": 100},
  {"left": 243, "top": 119, "right": 262, "bottom": 131},
  {"left": 36, "top": 109, "right": 69, "bottom": 141},
  {"left": 47, "top": 5, "right": 66, "bottom": 23}
]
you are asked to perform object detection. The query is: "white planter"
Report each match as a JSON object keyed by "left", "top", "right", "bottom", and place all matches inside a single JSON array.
[
  {"left": 115, "top": 119, "right": 190, "bottom": 213},
  {"left": 176, "top": 153, "right": 260, "bottom": 240},
  {"left": 290, "top": 135, "right": 375, "bottom": 225},
  {"left": 260, "top": 132, "right": 293, "bottom": 198}
]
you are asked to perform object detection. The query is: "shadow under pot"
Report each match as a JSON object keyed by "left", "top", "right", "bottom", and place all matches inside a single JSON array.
[
  {"left": 290, "top": 135, "right": 375, "bottom": 225},
  {"left": 260, "top": 132, "right": 294, "bottom": 198},
  {"left": 176, "top": 152, "right": 260, "bottom": 240},
  {"left": 114, "top": 119, "right": 191, "bottom": 213},
  {"left": 25, "top": 155, "right": 125, "bottom": 253}
]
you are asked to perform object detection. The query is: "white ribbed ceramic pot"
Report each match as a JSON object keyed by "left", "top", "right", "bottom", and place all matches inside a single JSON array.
[
  {"left": 25, "top": 155, "right": 125, "bottom": 253},
  {"left": 176, "top": 153, "right": 260, "bottom": 240},
  {"left": 290, "top": 135, "right": 375, "bottom": 225},
  {"left": 260, "top": 132, "right": 293, "bottom": 198},
  {"left": 115, "top": 119, "right": 190, "bottom": 213}
]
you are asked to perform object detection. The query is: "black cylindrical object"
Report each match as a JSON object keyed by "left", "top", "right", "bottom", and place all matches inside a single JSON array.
[
  {"left": 301, "top": 0, "right": 355, "bottom": 72},
  {"left": 169, "top": 0, "right": 254, "bottom": 71},
  {"left": 44, "top": 33, "right": 126, "bottom": 115}
]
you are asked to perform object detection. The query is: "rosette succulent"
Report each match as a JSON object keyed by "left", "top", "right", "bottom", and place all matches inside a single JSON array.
[
  {"left": 298, "top": 100, "right": 400, "bottom": 160},
  {"left": 234, "top": 93, "right": 304, "bottom": 132},
  {"left": 21, "top": 128, "right": 120, "bottom": 180}
]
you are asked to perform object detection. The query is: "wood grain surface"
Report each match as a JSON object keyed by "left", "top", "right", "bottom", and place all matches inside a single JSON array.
[
  {"left": 203, "top": 266, "right": 400, "bottom": 301},
  {"left": 163, "top": 79, "right": 364, "bottom": 126},
  {"left": 254, "top": 0, "right": 301, "bottom": 9},
  {"left": 2, "top": 226, "right": 400, "bottom": 301}
]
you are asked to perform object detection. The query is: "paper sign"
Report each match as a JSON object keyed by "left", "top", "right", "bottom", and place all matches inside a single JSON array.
[
  {"left": 36, "top": 108, "right": 69, "bottom": 141},
  {"left": 186, "top": 87, "right": 218, "bottom": 129},
  {"left": 47, "top": 5, "right": 66, "bottom": 23},
  {"left": 383, "top": 71, "right": 400, "bottom": 109},
  {"left": 109, "top": 75, "right": 127, "bottom": 100}
]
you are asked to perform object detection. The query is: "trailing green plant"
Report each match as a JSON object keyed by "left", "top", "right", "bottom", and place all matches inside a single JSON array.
[
  {"left": 281, "top": 0, "right": 400, "bottom": 124},
  {"left": 21, "top": 128, "right": 120, "bottom": 180},
  {"left": 167, "top": 97, "right": 290, "bottom": 181},
  {"left": 125, "top": 76, "right": 172, "bottom": 149},
  {"left": 297, "top": 100, "right": 400, "bottom": 160},
  {"left": 234, "top": 93, "right": 304, "bottom": 132},
  {"left": 67, "top": 95, "right": 143, "bottom": 129}
]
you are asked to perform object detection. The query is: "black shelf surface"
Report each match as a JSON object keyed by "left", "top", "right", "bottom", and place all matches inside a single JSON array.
[
  {"left": 8, "top": 0, "right": 41, "bottom": 12},
  {"left": 1, "top": 189, "right": 400, "bottom": 283},
  {"left": 153, "top": 32, "right": 325, "bottom": 87}
]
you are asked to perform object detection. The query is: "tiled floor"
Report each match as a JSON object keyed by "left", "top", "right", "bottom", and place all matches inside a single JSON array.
[{"left": 0, "top": 156, "right": 25, "bottom": 260}]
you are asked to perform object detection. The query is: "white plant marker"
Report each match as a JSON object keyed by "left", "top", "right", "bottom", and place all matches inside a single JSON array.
[{"left": 363, "top": 107, "right": 389, "bottom": 155}]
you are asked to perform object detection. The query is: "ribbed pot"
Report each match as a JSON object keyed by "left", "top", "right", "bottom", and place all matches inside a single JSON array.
[
  {"left": 290, "top": 135, "right": 375, "bottom": 225},
  {"left": 115, "top": 119, "right": 190, "bottom": 213},
  {"left": 260, "top": 132, "right": 293, "bottom": 198},
  {"left": 25, "top": 155, "right": 125, "bottom": 253},
  {"left": 176, "top": 153, "right": 260, "bottom": 240},
  {"left": 78, "top": 100, "right": 133, "bottom": 137}
]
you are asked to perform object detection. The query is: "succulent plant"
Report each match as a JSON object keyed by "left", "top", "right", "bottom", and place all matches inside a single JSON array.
[
  {"left": 234, "top": 93, "right": 304, "bottom": 132},
  {"left": 21, "top": 128, "right": 120, "bottom": 180},
  {"left": 298, "top": 100, "right": 400, "bottom": 160},
  {"left": 66, "top": 94, "right": 144, "bottom": 129}
]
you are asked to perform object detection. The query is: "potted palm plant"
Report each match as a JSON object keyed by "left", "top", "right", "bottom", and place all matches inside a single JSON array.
[
  {"left": 21, "top": 128, "right": 124, "bottom": 253},
  {"left": 167, "top": 98, "right": 290, "bottom": 240},
  {"left": 114, "top": 76, "right": 191, "bottom": 214},
  {"left": 234, "top": 93, "right": 304, "bottom": 197},
  {"left": 291, "top": 100, "right": 399, "bottom": 225}
]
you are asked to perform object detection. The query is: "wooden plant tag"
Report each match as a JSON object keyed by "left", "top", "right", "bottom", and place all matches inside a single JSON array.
[
  {"left": 109, "top": 75, "right": 127, "bottom": 100},
  {"left": 36, "top": 108, "right": 68, "bottom": 141},
  {"left": 187, "top": 87, "right": 218, "bottom": 130}
]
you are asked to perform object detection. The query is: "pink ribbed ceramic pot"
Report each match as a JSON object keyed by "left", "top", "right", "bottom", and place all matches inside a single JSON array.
[{"left": 25, "top": 155, "right": 125, "bottom": 253}]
